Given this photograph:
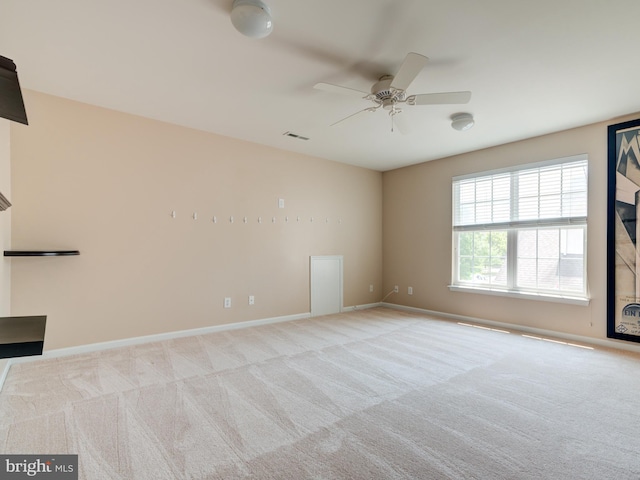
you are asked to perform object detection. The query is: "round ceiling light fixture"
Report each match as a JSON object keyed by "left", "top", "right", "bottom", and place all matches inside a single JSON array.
[
  {"left": 451, "top": 113, "right": 475, "bottom": 131},
  {"left": 231, "top": 0, "right": 273, "bottom": 39}
]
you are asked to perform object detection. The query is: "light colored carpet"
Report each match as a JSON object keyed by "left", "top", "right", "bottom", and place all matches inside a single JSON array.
[{"left": 1, "top": 307, "right": 640, "bottom": 479}]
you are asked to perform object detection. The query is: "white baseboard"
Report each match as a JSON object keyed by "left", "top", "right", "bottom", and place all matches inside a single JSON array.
[
  {"left": 382, "top": 302, "right": 640, "bottom": 354},
  {"left": 344, "top": 302, "right": 382, "bottom": 312},
  {"left": 45, "top": 311, "right": 312, "bottom": 360},
  {"left": 0, "top": 311, "right": 310, "bottom": 392}
]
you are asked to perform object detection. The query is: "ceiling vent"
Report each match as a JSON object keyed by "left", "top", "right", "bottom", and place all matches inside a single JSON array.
[{"left": 283, "top": 131, "right": 310, "bottom": 141}]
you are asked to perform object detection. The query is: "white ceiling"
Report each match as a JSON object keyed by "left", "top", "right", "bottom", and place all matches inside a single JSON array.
[{"left": 2, "top": 0, "right": 639, "bottom": 171}]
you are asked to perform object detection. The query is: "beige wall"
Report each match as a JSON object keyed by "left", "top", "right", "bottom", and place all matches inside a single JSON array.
[
  {"left": 0, "top": 119, "right": 10, "bottom": 317},
  {"left": 9, "top": 91, "right": 382, "bottom": 350},
  {"left": 9, "top": 89, "right": 635, "bottom": 349},
  {"left": 383, "top": 115, "right": 635, "bottom": 341}
]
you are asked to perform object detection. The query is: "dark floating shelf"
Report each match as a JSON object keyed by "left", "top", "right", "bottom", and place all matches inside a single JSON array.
[{"left": 4, "top": 250, "right": 80, "bottom": 257}]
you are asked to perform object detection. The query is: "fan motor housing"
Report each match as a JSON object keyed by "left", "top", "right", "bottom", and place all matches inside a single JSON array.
[{"left": 371, "top": 75, "right": 405, "bottom": 105}]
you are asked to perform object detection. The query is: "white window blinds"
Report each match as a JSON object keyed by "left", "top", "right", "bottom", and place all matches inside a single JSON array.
[
  {"left": 453, "top": 156, "right": 588, "bottom": 231},
  {"left": 451, "top": 155, "right": 589, "bottom": 301}
]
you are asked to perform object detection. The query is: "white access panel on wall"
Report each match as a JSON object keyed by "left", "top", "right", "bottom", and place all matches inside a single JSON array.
[{"left": 310, "top": 255, "right": 343, "bottom": 317}]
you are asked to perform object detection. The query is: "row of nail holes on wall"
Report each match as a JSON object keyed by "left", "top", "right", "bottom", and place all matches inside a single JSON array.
[{"left": 171, "top": 211, "right": 341, "bottom": 224}]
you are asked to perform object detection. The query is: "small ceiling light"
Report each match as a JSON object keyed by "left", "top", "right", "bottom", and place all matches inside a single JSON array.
[
  {"left": 451, "top": 113, "right": 475, "bottom": 131},
  {"left": 231, "top": 0, "right": 273, "bottom": 39}
]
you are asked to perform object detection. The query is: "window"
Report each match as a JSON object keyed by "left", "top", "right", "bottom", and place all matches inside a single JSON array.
[{"left": 451, "top": 155, "right": 588, "bottom": 303}]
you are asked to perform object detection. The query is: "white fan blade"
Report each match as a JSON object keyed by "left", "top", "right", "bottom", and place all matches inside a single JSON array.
[
  {"left": 314, "top": 82, "right": 369, "bottom": 98},
  {"left": 390, "top": 52, "right": 428, "bottom": 92},
  {"left": 409, "top": 91, "right": 472, "bottom": 105},
  {"left": 330, "top": 106, "right": 379, "bottom": 126}
]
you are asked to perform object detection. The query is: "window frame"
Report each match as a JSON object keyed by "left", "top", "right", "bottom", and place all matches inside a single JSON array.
[{"left": 450, "top": 154, "right": 589, "bottom": 305}]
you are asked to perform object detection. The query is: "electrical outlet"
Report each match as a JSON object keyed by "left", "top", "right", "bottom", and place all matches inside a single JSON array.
[
  {"left": 248, "top": 295, "right": 255, "bottom": 305},
  {"left": 408, "top": 286, "right": 413, "bottom": 295},
  {"left": 394, "top": 285, "right": 399, "bottom": 293},
  {"left": 369, "top": 284, "right": 374, "bottom": 293},
  {"left": 224, "top": 297, "right": 231, "bottom": 308}
]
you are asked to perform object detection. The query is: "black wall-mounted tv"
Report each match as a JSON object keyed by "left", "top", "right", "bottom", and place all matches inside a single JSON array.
[{"left": 0, "top": 55, "right": 28, "bottom": 125}]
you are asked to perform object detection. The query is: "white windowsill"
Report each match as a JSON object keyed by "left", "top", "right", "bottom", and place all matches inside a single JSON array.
[{"left": 448, "top": 284, "right": 590, "bottom": 306}]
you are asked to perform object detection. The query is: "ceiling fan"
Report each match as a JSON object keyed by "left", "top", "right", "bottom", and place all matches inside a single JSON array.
[{"left": 314, "top": 52, "right": 471, "bottom": 131}]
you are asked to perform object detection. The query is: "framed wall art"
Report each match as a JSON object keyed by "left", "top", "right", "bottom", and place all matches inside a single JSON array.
[{"left": 608, "top": 118, "right": 640, "bottom": 342}]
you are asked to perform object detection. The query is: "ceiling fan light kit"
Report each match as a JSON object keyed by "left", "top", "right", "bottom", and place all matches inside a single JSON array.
[
  {"left": 451, "top": 113, "right": 475, "bottom": 131},
  {"left": 230, "top": 0, "right": 273, "bottom": 39}
]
